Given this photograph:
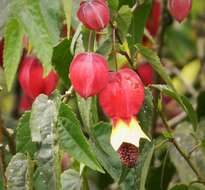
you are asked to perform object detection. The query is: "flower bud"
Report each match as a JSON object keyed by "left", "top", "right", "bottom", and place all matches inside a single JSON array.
[
  {"left": 18, "top": 56, "right": 58, "bottom": 99},
  {"left": 168, "top": 0, "right": 192, "bottom": 22},
  {"left": 99, "top": 68, "right": 144, "bottom": 120},
  {"left": 77, "top": 0, "right": 110, "bottom": 31},
  {"left": 146, "top": 0, "right": 161, "bottom": 37},
  {"left": 137, "top": 63, "right": 154, "bottom": 86},
  {"left": 69, "top": 52, "right": 109, "bottom": 98}
]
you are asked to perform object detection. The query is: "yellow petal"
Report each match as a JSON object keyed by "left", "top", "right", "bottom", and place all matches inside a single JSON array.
[{"left": 110, "top": 117, "right": 150, "bottom": 151}]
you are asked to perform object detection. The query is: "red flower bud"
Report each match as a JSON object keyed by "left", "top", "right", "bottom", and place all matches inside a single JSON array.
[
  {"left": 99, "top": 68, "right": 144, "bottom": 120},
  {"left": 69, "top": 52, "right": 109, "bottom": 98},
  {"left": 146, "top": 0, "right": 161, "bottom": 37},
  {"left": 168, "top": 0, "right": 192, "bottom": 22},
  {"left": 18, "top": 56, "right": 58, "bottom": 99},
  {"left": 77, "top": 0, "right": 110, "bottom": 31},
  {"left": 137, "top": 63, "right": 154, "bottom": 86},
  {"left": 0, "top": 38, "right": 4, "bottom": 67}
]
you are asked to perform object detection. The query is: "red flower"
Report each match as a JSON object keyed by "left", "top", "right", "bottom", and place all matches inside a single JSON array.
[
  {"left": 77, "top": 0, "right": 110, "bottom": 31},
  {"left": 168, "top": 0, "right": 192, "bottom": 22},
  {"left": 146, "top": 0, "right": 161, "bottom": 37},
  {"left": 137, "top": 63, "right": 154, "bottom": 86},
  {"left": 69, "top": 52, "right": 109, "bottom": 98},
  {"left": 99, "top": 68, "right": 144, "bottom": 120},
  {"left": 18, "top": 56, "right": 58, "bottom": 99}
]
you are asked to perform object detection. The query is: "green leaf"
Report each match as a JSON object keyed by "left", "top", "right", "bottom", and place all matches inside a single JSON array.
[
  {"left": 197, "top": 91, "right": 205, "bottom": 120},
  {"left": 6, "top": 153, "right": 33, "bottom": 190},
  {"left": 136, "top": 44, "right": 174, "bottom": 89},
  {"left": 121, "top": 142, "right": 155, "bottom": 190},
  {"left": 16, "top": 112, "right": 37, "bottom": 157},
  {"left": 92, "top": 122, "right": 122, "bottom": 180},
  {"left": 116, "top": 5, "right": 132, "bottom": 42},
  {"left": 138, "top": 88, "right": 153, "bottom": 136},
  {"left": 52, "top": 39, "right": 73, "bottom": 87},
  {"left": 76, "top": 94, "right": 99, "bottom": 128},
  {"left": 170, "top": 184, "right": 188, "bottom": 190},
  {"left": 169, "top": 122, "right": 205, "bottom": 184},
  {"left": 30, "top": 95, "right": 57, "bottom": 142},
  {"left": 3, "top": 18, "right": 24, "bottom": 91},
  {"left": 39, "top": 0, "right": 61, "bottom": 44},
  {"left": 96, "top": 38, "right": 112, "bottom": 57},
  {"left": 30, "top": 95, "right": 61, "bottom": 190},
  {"left": 61, "top": 169, "right": 82, "bottom": 190},
  {"left": 135, "top": 142, "right": 154, "bottom": 190},
  {"left": 108, "top": 0, "right": 119, "bottom": 10},
  {"left": 128, "top": 0, "right": 152, "bottom": 58},
  {"left": 14, "top": 0, "right": 53, "bottom": 74},
  {"left": 152, "top": 84, "right": 198, "bottom": 130},
  {"left": 62, "top": 0, "right": 73, "bottom": 39},
  {"left": 57, "top": 103, "right": 104, "bottom": 173}
]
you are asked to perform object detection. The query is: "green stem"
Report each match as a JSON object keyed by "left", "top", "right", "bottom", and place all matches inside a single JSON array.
[
  {"left": 159, "top": 111, "right": 205, "bottom": 182},
  {"left": 87, "top": 30, "right": 95, "bottom": 52}
]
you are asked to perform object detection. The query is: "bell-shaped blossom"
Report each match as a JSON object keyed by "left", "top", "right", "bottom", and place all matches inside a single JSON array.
[
  {"left": 77, "top": 0, "right": 110, "bottom": 31},
  {"left": 69, "top": 52, "right": 109, "bottom": 98}
]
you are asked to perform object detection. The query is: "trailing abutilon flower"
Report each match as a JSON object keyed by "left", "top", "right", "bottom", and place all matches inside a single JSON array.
[
  {"left": 99, "top": 68, "right": 150, "bottom": 167},
  {"left": 69, "top": 52, "right": 109, "bottom": 98},
  {"left": 18, "top": 56, "right": 58, "bottom": 100},
  {"left": 168, "top": 0, "right": 192, "bottom": 22},
  {"left": 137, "top": 63, "right": 154, "bottom": 86},
  {"left": 77, "top": 0, "right": 110, "bottom": 31},
  {"left": 146, "top": 0, "right": 161, "bottom": 37}
]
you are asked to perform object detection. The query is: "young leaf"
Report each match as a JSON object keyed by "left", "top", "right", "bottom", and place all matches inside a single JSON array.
[
  {"left": 57, "top": 103, "right": 104, "bottom": 173},
  {"left": 152, "top": 84, "right": 198, "bottom": 130},
  {"left": 30, "top": 95, "right": 61, "bottom": 190},
  {"left": 39, "top": 0, "right": 61, "bottom": 44},
  {"left": 107, "top": 0, "right": 119, "bottom": 10},
  {"left": 135, "top": 141, "right": 155, "bottom": 190},
  {"left": 76, "top": 94, "right": 99, "bottom": 129},
  {"left": 128, "top": 0, "right": 152, "bottom": 58},
  {"left": 6, "top": 153, "right": 33, "bottom": 190},
  {"left": 14, "top": 0, "right": 53, "bottom": 74},
  {"left": 61, "top": 169, "right": 82, "bottom": 190},
  {"left": 116, "top": 5, "right": 132, "bottom": 42},
  {"left": 16, "top": 112, "right": 37, "bottom": 157},
  {"left": 3, "top": 18, "right": 24, "bottom": 91},
  {"left": 52, "top": 39, "right": 73, "bottom": 87},
  {"left": 136, "top": 44, "right": 174, "bottom": 89},
  {"left": 138, "top": 88, "right": 153, "bottom": 136}
]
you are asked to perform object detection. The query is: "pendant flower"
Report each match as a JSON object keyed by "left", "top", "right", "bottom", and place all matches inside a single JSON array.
[{"left": 99, "top": 68, "right": 150, "bottom": 167}]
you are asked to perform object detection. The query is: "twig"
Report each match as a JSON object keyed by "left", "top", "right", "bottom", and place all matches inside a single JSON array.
[
  {"left": 159, "top": 111, "right": 205, "bottom": 182},
  {"left": 62, "top": 86, "right": 74, "bottom": 103},
  {"left": 152, "top": 0, "right": 173, "bottom": 136},
  {"left": 0, "top": 116, "right": 15, "bottom": 155},
  {"left": 188, "top": 143, "right": 201, "bottom": 158}
]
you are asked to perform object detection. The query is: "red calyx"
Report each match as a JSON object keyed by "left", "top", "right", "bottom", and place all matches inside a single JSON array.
[
  {"left": 77, "top": 0, "right": 110, "bottom": 31},
  {"left": 99, "top": 68, "right": 144, "bottom": 120},
  {"left": 168, "top": 0, "right": 192, "bottom": 22},
  {"left": 0, "top": 38, "right": 4, "bottom": 67},
  {"left": 19, "top": 94, "right": 33, "bottom": 112},
  {"left": 146, "top": 0, "right": 161, "bottom": 37},
  {"left": 137, "top": 63, "right": 154, "bottom": 86},
  {"left": 69, "top": 52, "right": 109, "bottom": 98},
  {"left": 18, "top": 56, "right": 58, "bottom": 99}
]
